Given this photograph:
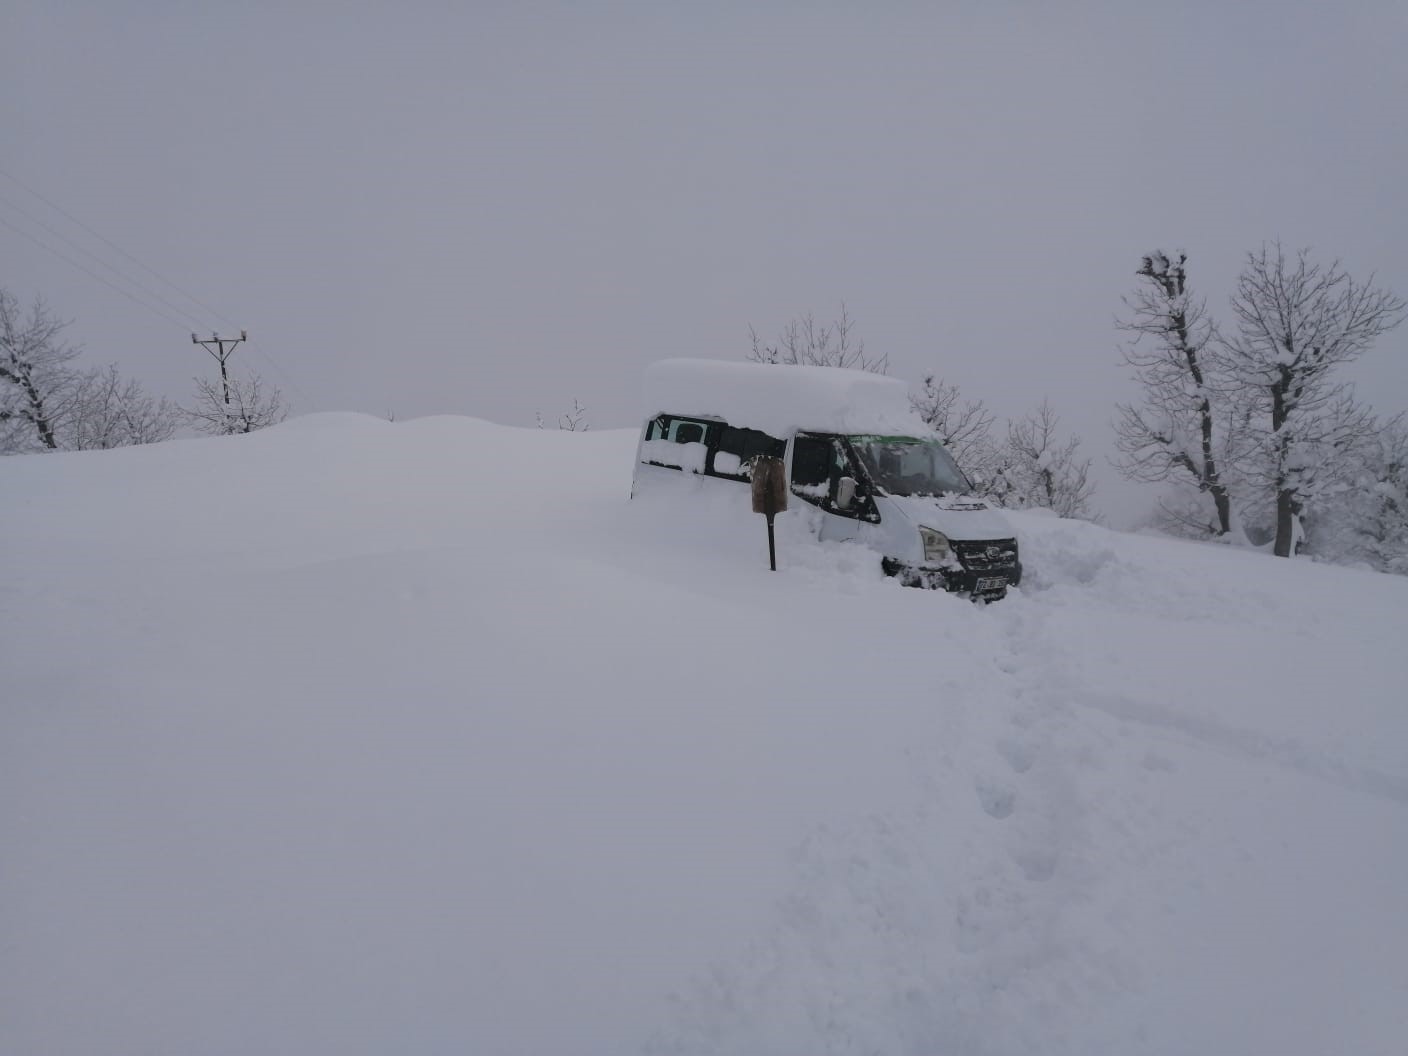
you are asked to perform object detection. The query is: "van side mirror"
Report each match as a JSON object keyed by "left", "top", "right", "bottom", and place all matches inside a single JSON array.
[{"left": 836, "top": 476, "right": 858, "bottom": 511}]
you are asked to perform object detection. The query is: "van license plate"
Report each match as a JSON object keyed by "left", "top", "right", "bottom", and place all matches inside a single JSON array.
[{"left": 975, "top": 576, "right": 1007, "bottom": 592}]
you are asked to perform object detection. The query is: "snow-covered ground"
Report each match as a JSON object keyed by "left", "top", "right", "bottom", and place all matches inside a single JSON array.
[{"left": 3, "top": 413, "right": 1406, "bottom": 1056}]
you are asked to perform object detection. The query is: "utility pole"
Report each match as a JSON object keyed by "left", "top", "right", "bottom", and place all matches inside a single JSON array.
[{"left": 192, "top": 330, "right": 247, "bottom": 412}]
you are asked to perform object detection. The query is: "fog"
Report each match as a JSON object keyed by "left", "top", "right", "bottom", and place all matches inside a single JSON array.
[{"left": 6, "top": 2, "right": 1406, "bottom": 523}]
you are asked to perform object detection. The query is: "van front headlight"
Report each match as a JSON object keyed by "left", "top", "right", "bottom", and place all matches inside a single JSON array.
[{"left": 919, "top": 526, "right": 950, "bottom": 564}]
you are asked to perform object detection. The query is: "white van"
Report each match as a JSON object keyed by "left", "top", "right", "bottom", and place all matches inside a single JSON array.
[{"left": 632, "top": 359, "right": 1022, "bottom": 599}]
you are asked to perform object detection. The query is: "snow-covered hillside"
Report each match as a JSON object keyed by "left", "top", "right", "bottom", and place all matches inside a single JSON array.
[{"left": 4, "top": 413, "right": 1406, "bottom": 1056}]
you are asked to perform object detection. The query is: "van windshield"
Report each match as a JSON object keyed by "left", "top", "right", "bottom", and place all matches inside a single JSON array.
[{"left": 848, "top": 436, "right": 970, "bottom": 497}]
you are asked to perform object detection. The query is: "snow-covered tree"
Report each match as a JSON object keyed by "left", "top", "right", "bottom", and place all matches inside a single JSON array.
[
  {"left": 909, "top": 374, "right": 999, "bottom": 485},
  {"left": 748, "top": 304, "right": 888, "bottom": 374},
  {"left": 0, "top": 289, "right": 80, "bottom": 453},
  {"left": 183, "top": 370, "right": 287, "bottom": 435},
  {"left": 1302, "top": 415, "right": 1408, "bottom": 574},
  {"left": 1115, "top": 250, "right": 1244, "bottom": 538},
  {"left": 991, "top": 400, "right": 1096, "bottom": 519},
  {"left": 68, "top": 364, "right": 178, "bottom": 450},
  {"left": 3, "top": 289, "right": 181, "bottom": 454},
  {"left": 1224, "top": 244, "right": 1404, "bottom": 557}
]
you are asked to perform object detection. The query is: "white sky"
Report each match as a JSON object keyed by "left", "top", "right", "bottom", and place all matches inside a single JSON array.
[{"left": 6, "top": 1, "right": 1407, "bottom": 523}]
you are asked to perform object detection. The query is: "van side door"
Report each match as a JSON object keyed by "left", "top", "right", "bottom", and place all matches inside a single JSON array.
[{"left": 789, "top": 433, "right": 876, "bottom": 539}]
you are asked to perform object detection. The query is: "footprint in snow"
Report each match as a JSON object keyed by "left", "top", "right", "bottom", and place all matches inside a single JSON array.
[
  {"left": 997, "top": 735, "right": 1038, "bottom": 774},
  {"left": 1013, "top": 844, "right": 1059, "bottom": 882},
  {"left": 975, "top": 778, "right": 1016, "bottom": 820}
]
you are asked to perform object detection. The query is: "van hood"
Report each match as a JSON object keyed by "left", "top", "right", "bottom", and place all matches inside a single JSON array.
[{"left": 881, "top": 494, "right": 1016, "bottom": 542}]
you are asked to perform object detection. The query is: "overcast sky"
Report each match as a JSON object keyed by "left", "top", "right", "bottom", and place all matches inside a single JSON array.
[{"left": 6, "top": 1, "right": 1406, "bottom": 522}]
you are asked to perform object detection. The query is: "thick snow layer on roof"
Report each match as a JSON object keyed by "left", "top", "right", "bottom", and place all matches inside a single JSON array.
[{"left": 643, "top": 358, "right": 932, "bottom": 438}]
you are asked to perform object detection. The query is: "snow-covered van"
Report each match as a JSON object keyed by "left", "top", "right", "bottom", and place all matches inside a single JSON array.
[{"left": 633, "top": 359, "right": 1022, "bottom": 599}]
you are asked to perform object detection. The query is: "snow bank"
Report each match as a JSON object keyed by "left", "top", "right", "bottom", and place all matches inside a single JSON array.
[
  {"left": 3, "top": 415, "right": 1406, "bottom": 1056},
  {"left": 642, "top": 358, "right": 931, "bottom": 438}
]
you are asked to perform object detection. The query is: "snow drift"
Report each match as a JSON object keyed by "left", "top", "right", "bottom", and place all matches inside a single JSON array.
[{"left": 3, "top": 412, "right": 1406, "bottom": 1056}]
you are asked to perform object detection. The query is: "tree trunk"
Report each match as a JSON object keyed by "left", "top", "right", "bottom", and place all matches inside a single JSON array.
[
  {"left": 1274, "top": 488, "right": 1297, "bottom": 557},
  {"left": 1210, "top": 485, "right": 1232, "bottom": 537},
  {"left": 1270, "top": 367, "right": 1295, "bottom": 557},
  {"left": 19, "top": 370, "right": 58, "bottom": 449}
]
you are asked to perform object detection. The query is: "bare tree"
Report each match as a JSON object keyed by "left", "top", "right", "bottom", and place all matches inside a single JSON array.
[
  {"left": 68, "top": 364, "right": 178, "bottom": 449},
  {"left": 0, "top": 289, "right": 80, "bottom": 453},
  {"left": 994, "top": 400, "right": 1096, "bottom": 519},
  {"left": 909, "top": 374, "right": 1000, "bottom": 485},
  {"left": 559, "top": 397, "right": 589, "bottom": 431},
  {"left": 748, "top": 304, "right": 888, "bottom": 374},
  {"left": 183, "top": 370, "right": 287, "bottom": 435},
  {"left": 1224, "top": 244, "right": 1405, "bottom": 557},
  {"left": 1114, "top": 250, "right": 1243, "bottom": 537}
]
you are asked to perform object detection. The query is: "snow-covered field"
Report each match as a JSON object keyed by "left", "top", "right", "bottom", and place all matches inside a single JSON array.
[{"left": 4, "top": 413, "right": 1406, "bottom": 1056}]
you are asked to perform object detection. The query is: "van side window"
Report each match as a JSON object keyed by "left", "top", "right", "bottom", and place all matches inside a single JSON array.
[
  {"left": 790, "top": 434, "right": 834, "bottom": 501},
  {"left": 712, "top": 425, "right": 785, "bottom": 480}
]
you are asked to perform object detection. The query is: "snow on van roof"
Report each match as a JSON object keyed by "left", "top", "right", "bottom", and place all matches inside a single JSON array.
[{"left": 642, "top": 359, "right": 932, "bottom": 438}]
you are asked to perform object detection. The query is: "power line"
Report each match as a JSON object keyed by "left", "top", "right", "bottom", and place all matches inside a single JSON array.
[
  {"left": 1, "top": 214, "right": 197, "bottom": 333},
  {"left": 246, "top": 338, "right": 316, "bottom": 411},
  {"left": 0, "top": 165, "right": 240, "bottom": 330},
  {"left": 1, "top": 166, "right": 317, "bottom": 409},
  {"left": 0, "top": 192, "right": 212, "bottom": 331}
]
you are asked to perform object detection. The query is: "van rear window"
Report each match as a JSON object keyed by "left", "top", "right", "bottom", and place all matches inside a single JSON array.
[
  {"left": 646, "top": 416, "right": 716, "bottom": 445},
  {"left": 641, "top": 416, "right": 716, "bottom": 473}
]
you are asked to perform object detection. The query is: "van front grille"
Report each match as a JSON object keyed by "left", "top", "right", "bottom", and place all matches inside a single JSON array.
[{"left": 954, "top": 538, "right": 1019, "bottom": 571}]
